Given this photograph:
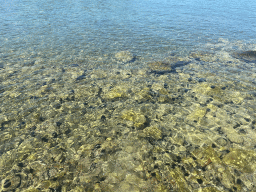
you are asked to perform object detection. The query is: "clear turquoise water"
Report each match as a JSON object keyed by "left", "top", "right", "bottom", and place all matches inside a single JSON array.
[{"left": 1, "top": 0, "right": 255, "bottom": 60}]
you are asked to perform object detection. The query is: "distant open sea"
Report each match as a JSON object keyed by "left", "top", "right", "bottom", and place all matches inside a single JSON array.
[{"left": 1, "top": 0, "right": 256, "bottom": 59}]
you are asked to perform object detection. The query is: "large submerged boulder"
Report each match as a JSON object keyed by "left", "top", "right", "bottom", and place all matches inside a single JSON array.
[
  {"left": 233, "top": 50, "right": 256, "bottom": 63},
  {"left": 115, "top": 51, "right": 135, "bottom": 63}
]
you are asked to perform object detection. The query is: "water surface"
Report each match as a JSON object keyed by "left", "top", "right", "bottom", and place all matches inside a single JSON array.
[{"left": 1, "top": 0, "right": 256, "bottom": 191}]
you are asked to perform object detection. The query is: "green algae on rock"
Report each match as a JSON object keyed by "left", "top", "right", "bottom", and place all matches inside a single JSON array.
[
  {"left": 223, "top": 148, "right": 256, "bottom": 173},
  {"left": 143, "top": 126, "right": 163, "bottom": 140},
  {"left": 121, "top": 109, "right": 147, "bottom": 128},
  {"left": 103, "top": 85, "right": 129, "bottom": 99},
  {"left": 115, "top": 51, "right": 135, "bottom": 63}
]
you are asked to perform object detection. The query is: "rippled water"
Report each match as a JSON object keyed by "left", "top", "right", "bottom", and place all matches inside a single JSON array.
[
  {"left": 1, "top": 0, "right": 256, "bottom": 191},
  {"left": 1, "top": 0, "right": 256, "bottom": 58}
]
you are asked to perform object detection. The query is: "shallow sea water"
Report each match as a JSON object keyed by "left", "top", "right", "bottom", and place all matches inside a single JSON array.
[{"left": 1, "top": 0, "right": 256, "bottom": 191}]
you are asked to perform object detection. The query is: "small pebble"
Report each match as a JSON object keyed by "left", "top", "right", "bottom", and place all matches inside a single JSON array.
[
  {"left": 101, "top": 115, "right": 106, "bottom": 121},
  {"left": 42, "top": 137, "right": 48, "bottom": 142},
  {"left": 31, "top": 131, "right": 36, "bottom": 137},
  {"left": 198, "top": 78, "right": 206, "bottom": 83},
  {"left": 95, "top": 144, "right": 101, "bottom": 149},
  {"left": 17, "top": 162, "right": 24, "bottom": 167},
  {"left": 237, "top": 178, "right": 242, "bottom": 184},
  {"left": 56, "top": 122, "right": 62, "bottom": 127},
  {"left": 52, "top": 132, "right": 58, "bottom": 138},
  {"left": 151, "top": 172, "right": 156, "bottom": 177},
  {"left": 239, "top": 129, "right": 246, "bottom": 134},
  {"left": 76, "top": 74, "right": 86, "bottom": 81},
  {"left": 54, "top": 104, "right": 61, "bottom": 109},
  {"left": 233, "top": 123, "right": 240, "bottom": 129},
  {"left": 197, "top": 179, "right": 203, "bottom": 184},
  {"left": 70, "top": 64, "right": 79, "bottom": 67},
  {"left": 4, "top": 179, "right": 11, "bottom": 188}
]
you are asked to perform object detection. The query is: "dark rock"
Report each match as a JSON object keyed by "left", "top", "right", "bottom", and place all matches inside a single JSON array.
[
  {"left": 42, "top": 137, "right": 48, "bottom": 142},
  {"left": 198, "top": 78, "right": 206, "bottom": 83},
  {"left": 56, "top": 122, "right": 62, "bottom": 127},
  {"left": 95, "top": 144, "right": 101, "bottom": 149},
  {"left": 54, "top": 103, "right": 61, "bottom": 109},
  {"left": 65, "top": 129, "right": 71, "bottom": 135},
  {"left": 234, "top": 169, "right": 241, "bottom": 176},
  {"left": 52, "top": 132, "right": 58, "bottom": 138},
  {"left": 150, "top": 69, "right": 175, "bottom": 75},
  {"left": 212, "top": 143, "right": 217, "bottom": 148},
  {"left": 30, "top": 96, "right": 38, "bottom": 99},
  {"left": 101, "top": 115, "right": 106, "bottom": 121},
  {"left": 31, "top": 131, "right": 36, "bottom": 137},
  {"left": 4, "top": 179, "right": 11, "bottom": 188},
  {"left": 197, "top": 179, "right": 203, "bottom": 184},
  {"left": 236, "top": 178, "right": 242, "bottom": 184},
  {"left": 24, "top": 61, "right": 35, "bottom": 66},
  {"left": 233, "top": 51, "right": 256, "bottom": 63},
  {"left": 76, "top": 74, "right": 86, "bottom": 81},
  {"left": 29, "top": 168, "right": 34, "bottom": 173},
  {"left": 39, "top": 117, "right": 45, "bottom": 122},
  {"left": 151, "top": 172, "right": 156, "bottom": 177},
  {"left": 174, "top": 155, "right": 182, "bottom": 163},
  {"left": 171, "top": 61, "right": 191, "bottom": 69},
  {"left": 216, "top": 127, "right": 224, "bottom": 134},
  {"left": 70, "top": 64, "right": 79, "bottom": 67},
  {"left": 17, "top": 163, "right": 24, "bottom": 167},
  {"left": 148, "top": 60, "right": 191, "bottom": 75},
  {"left": 56, "top": 186, "right": 62, "bottom": 192},
  {"left": 233, "top": 123, "right": 241, "bottom": 129}
]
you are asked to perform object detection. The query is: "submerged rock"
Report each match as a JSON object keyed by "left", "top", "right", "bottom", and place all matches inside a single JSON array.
[
  {"left": 148, "top": 61, "right": 173, "bottom": 71},
  {"left": 104, "top": 85, "right": 128, "bottom": 99},
  {"left": 115, "top": 51, "right": 135, "bottom": 63},
  {"left": 237, "top": 51, "right": 256, "bottom": 58},
  {"left": 143, "top": 126, "right": 162, "bottom": 140},
  {"left": 223, "top": 148, "right": 256, "bottom": 173},
  {"left": 148, "top": 56, "right": 191, "bottom": 74},
  {"left": 233, "top": 50, "right": 256, "bottom": 63},
  {"left": 121, "top": 110, "right": 147, "bottom": 128},
  {"left": 189, "top": 51, "right": 216, "bottom": 62}
]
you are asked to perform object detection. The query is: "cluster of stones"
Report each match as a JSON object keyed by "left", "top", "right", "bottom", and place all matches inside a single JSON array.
[{"left": 1, "top": 50, "right": 256, "bottom": 191}]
